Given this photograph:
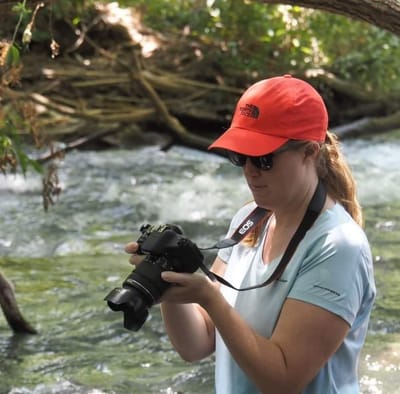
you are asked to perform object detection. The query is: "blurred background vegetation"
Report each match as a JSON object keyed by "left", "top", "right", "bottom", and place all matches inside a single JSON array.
[
  {"left": 1, "top": 0, "right": 400, "bottom": 178},
  {"left": 126, "top": 0, "right": 400, "bottom": 91}
]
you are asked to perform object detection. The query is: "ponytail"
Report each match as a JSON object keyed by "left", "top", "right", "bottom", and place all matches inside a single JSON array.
[{"left": 316, "top": 131, "right": 363, "bottom": 226}]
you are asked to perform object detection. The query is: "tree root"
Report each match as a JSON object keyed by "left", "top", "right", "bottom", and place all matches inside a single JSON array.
[{"left": 0, "top": 272, "right": 38, "bottom": 334}]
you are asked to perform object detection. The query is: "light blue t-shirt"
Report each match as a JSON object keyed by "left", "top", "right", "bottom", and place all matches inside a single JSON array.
[{"left": 215, "top": 202, "right": 376, "bottom": 394}]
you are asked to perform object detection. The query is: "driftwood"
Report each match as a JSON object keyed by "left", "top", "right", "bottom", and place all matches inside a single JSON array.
[
  {"left": 0, "top": 272, "right": 37, "bottom": 334},
  {"left": 2, "top": 1, "right": 399, "bottom": 154},
  {"left": 1, "top": 0, "right": 400, "bottom": 153},
  {"left": 304, "top": 69, "right": 400, "bottom": 136},
  {"left": 1, "top": 39, "right": 244, "bottom": 152},
  {"left": 4, "top": 48, "right": 398, "bottom": 155},
  {"left": 36, "top": 125, "right": 123, "bottom": 163},
  {"left": 332, "top": 110, "right": 400, "bottom": 138}
]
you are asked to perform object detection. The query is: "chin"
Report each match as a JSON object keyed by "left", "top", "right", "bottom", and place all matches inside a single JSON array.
[{"left": 253, "top": 199, "right": 271, "bottom": 210}]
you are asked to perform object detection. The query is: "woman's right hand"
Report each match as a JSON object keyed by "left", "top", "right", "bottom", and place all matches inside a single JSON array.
[{"left": 125, "top": 242, "right": 145, "bottom": 266}]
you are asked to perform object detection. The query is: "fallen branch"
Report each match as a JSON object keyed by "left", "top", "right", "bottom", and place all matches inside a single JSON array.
[
  {"left": 332, "top": 110, "right": 400, "bottom": 138},
  {"left": 36, "top": 124, "right": 123, "bottom": 164},
  {"left": 5, "top": 31, "right": 399, "bottom": 152},
  {"left": 2, "top": 87, "right": 156, "bottom": 123},
  {"left": 128, "top": 47, "right": 212, "bottom": 149},
  {"left": 306, "top": 69, "right": 384, "bottom": 102},
  {"left": 0, "top": 272, "right": 37, "bottom": 334}
]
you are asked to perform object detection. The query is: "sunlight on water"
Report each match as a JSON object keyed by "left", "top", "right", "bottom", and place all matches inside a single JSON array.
[
  {"left": 9, "top": 381, "right": 110, "bottom": 394},
  {"left": 2, "top": 139, "right": 399, "bottom": 260},
  {"left": 343, "top": 140, "right": 400, "bottom": 205},
  {"left": 359, "top": 336, "right": 400, "bottom": 394},
  {"left": 1, "top": 139, "right": 400, "bottom": 393},
  {"left": 0, "top": 172, "right": 42, "bottom": 193}
]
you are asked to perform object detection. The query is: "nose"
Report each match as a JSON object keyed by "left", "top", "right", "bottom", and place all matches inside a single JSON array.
[{"left": 243, "top": 159, "right": 261, "bottom": 177}]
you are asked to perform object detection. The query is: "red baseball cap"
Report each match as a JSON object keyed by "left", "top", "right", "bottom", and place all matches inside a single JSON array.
[{"left": 208, "top": 74, "right": 328, "bottom": 155}]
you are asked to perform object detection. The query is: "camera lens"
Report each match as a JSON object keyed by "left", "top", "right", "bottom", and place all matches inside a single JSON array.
[
  {"left": 105, "top": 287, "right": 149, "bottom": 331},
  {"left": 104, "top": 255, "right": 172, "bottom": 331},
  {"left": 105, "top": 224, "right": 204, "bottom": 331}
]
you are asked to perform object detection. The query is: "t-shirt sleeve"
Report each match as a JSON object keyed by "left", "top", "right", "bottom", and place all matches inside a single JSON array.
[{"left": 288, "top": 224, "right": 373, "bottom": 326}]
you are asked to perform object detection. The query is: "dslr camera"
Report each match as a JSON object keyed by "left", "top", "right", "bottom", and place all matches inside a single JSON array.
[{"left": 105, "top": 224, "right": 204, "bottom": 331}]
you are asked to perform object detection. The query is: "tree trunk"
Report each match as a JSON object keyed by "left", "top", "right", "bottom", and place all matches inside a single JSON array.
[{"left": 261, "top": 0, "right": 400, "bottom": 36}]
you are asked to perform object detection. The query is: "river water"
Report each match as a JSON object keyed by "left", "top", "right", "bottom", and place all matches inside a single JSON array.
[{"left": 0, "top": 139, "right": 400, "bottom": 394}]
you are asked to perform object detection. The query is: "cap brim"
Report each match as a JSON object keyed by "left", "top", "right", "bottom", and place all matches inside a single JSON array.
[{"left": 208, "top": 127, "right": 288, "bottom": 156}]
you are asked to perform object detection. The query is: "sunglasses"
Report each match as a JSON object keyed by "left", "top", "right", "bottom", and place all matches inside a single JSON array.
[
  {"left": 227, "top": 151, "right": 274, "bottom": 170},
  {"left": 226, "top": 141, "right": 310, "bottom": 171}
]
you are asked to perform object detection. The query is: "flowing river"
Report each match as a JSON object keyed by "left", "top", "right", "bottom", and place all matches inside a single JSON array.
[{"left": 0, "top": 138, "right": 400, "bottom": 394}]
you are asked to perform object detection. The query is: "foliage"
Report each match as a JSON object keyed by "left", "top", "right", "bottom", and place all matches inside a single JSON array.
[
  {"left": 0, "top": 0, "right": 99, "bottom": 67},
  {"left": 309, "top": 12, "right": 400, "bottom": 92},
  {"left": 2, "top": 0, "right": 31, "bottom": 68},
  {"left": 0, "top": 0, "right": 52, "bottom": 178},
  {"left": 0, "top": 116, "right": 42, "bottom": 175},
  {"left": 123, "top": 0, "right": 400, "bottom": 92},
  {"left": 0, "top": 0, "right": 40, "bottom": 176}
]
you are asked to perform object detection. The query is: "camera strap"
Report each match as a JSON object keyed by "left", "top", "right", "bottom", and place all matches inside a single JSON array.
[
  {"left": 213, "top": 206, "right": 270, "bottom": 249},
  {"left": 200, "top": 180, "right": 326, "bottom": 291}
]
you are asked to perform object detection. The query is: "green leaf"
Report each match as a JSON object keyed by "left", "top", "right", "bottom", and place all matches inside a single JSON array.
[{"left": 5, "top": 44, "right": 20, "bottom": 66}]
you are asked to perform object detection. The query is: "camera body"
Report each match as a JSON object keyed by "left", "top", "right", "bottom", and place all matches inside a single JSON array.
[{"left": 104, "top": 224, "right": 204, "bottom": 331}]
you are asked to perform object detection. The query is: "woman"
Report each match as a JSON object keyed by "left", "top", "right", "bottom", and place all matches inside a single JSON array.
[{"left": 126, "top": 75, "right": 376, "bottom": 393}]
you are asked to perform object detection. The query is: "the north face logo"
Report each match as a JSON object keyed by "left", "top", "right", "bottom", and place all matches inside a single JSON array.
[{"left": 239, "top": 104, "right": 259, "bottom": 119}]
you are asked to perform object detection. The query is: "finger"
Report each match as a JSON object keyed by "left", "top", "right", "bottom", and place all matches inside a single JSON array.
[
  {"left": 125, "top": 242, "right": 139, "bottom": 254},
  {"left": 161, "top": 271, "right": 192, "bottom": 285},
  {"left": 129, "top": 254, "right": 144, "bottom": 266},
  {"left": 161, "top": 271, "right": 180, "bottom": 283}
]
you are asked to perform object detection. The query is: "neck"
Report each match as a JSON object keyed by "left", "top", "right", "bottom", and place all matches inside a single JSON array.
[{"left": 274, "top": 178, "right": 320, "bottom": 229}]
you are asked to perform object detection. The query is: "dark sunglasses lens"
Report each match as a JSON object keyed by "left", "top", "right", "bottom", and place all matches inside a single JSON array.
[
  {"left": 252, "top": 154, "right": 273, "bottom": 170},
  {"left": 227, "top": 151, "right": 246, "bottom": 167},
  {"left": 227, "top": 152, "right": 274, "bottom": 170}
]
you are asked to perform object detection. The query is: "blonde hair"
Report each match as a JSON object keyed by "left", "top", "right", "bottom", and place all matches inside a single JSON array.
[
  {"left": 317, "top": 131, "right": 362, "bottom": 226},
  {"left": 243, "top": 131, "right": 363, "bottom": 247}
]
